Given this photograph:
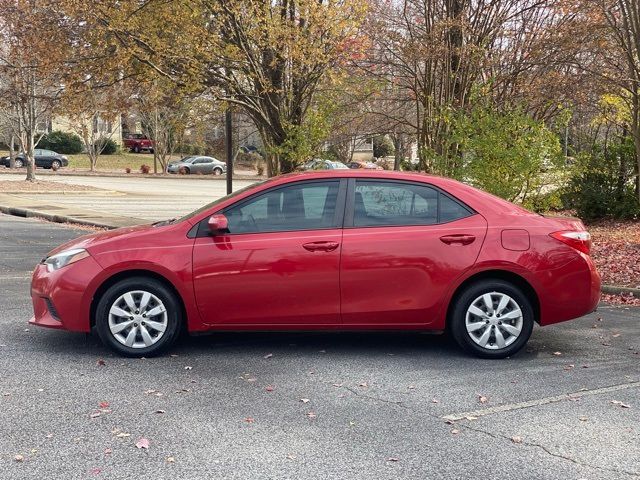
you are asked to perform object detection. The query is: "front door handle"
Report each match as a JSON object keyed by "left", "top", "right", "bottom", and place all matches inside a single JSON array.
[
  {"left": 440, "top": 234, "right": 476, "bottom": 245},
  {"left": 302, "top": 241, "right": 340, "bottom": 252}
]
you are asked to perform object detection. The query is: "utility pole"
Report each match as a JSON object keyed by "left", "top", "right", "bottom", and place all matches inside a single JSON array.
[{"left": 225, "top": 110, "right": 233, "bottom": 195}]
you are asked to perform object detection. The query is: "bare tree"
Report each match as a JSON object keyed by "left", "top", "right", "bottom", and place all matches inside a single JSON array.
[{"left": 0, "top": 0, "right": 68, "bottom": 181}]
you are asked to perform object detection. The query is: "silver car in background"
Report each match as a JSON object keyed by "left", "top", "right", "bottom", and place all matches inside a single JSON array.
[{"left": 167, "top": 156, "right": 227, "bottom": 175}]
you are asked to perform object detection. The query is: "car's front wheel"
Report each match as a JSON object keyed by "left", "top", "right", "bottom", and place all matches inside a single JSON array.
[
  {"left": 213, "top": 167, "right": 222, "bottom": 175},
  {"left": 14, "top": 158, "right": 24, "bottom": 168},
  {"left": 95, "top": 277, "right": 182, "bottom": 357},
  {"left": 51, "top": 160, "right": 61, "bottom": 170},
  {"left": 450, "top": 280, "right": 534, "bottom": 359}
]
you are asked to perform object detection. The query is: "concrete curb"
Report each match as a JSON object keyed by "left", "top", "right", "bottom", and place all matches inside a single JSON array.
[
  {"left": 0, "top": 205, "right": 123, "bottom": 230},
  {"left": 601, "top": 284, "right": 640, "bottom": 298}
]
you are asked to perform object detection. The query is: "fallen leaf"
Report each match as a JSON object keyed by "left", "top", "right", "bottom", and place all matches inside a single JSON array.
[
  {"left": 465, "top": 416, "right": 478, "bottom": 421},
  {"left": 104, "top": 448, "right": 112, "bottom": 454},
  {"left": 444, "top": 420, "right": 455, "bottom": 425},
  {"left": 89, "top": 468, "right": 102, "bottom": 475},
  {"left": 478, "top": 395, "right": 488, "bottom": 404},
  {"left": 358, "top": 382, "right": 368, "bottom": 388},
  {"left": 602, "top": 342, "right": 611, "bottom": 347},
  {"left": 244, "top": 417, "right": 255, "bottom": 423},
  {"left": 99, "top": 401, "right": 110, "bottom": 409},
  {"left": 170, "top": 354, "right": 179, "bottom": 358},
  {"left": 287, "top": 454, "right": 297, "bottom": 460},
  {"left": 612, "top": 333, "right": 621, "bottom": 338},
  {"left": 579, "top": 416, "right": 588, "bottom": 422},
  {"left": 184, "top": 366, "right": 193, "bottom": 370},
  {"left": 246, "top": 378, "right": 257, "bottom": 383},
  {"left": 611, "top": 400, "right": 631, "bottom": 408},
  {"left": 450, "top": 429, "right": 460, "bottom": 435},
  {"left": 553, "top": 351, "right": 562, "bottom": 356},
  {"left": 45, "top": 433, "right": 53, "bottom": 439},
  {"left": 432, "top": 398, "right": 439, "bottom": 403},
  {"left": 387, "top": 457, "right": 399, "bottom": 462},
  {"left": 96, "top": 359, "right": 106, "bottom": 366},
  {"left": 166, "top": 456, "right": 175, "bottom": 463},
  {"left": 300, "top": 398, "right": 310, "bottom": 403},
  {"left": 154, "top": 409, "right": 166, "bottom": 414},
  {"left": 90, "top": 412, "right": 101, "bottom": 419},
  {"left": 265, "top": 386, "right": 275, "bottom": 392},
  {"left": 511, "top": 436, "right": 522, "bottom": 444},
  {"left": 407, "top": 385, "right": 416, "bottom": 390},
  {"left": 14, "top": 454, "right": 24, "bottom": 462},
  {"left": 263, "top": 353, "right": 273, "bottom": 359},
  {"left": 135, "top": 438, "right": 150, "bottom": 449},
  {"left": 306, "top": 411, "right": 317, "bottom": 419},
  {"left": 332, "top": 383, "right": 343, "bottom": 387},
  {"left": 116, "top": 432, "right": 130, "bottom": 438}
]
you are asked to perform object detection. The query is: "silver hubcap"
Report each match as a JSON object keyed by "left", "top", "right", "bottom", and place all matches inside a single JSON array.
[
  {"left": 108, "top": 290, "right": 168, "bottom": 348},
  {"left": 465, "top": 292, "right": 523, "bottom": 350}
]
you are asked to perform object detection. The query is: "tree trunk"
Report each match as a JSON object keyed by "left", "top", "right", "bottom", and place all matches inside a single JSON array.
[{"left": 9, "top": 135, "right": 16, "bottom": 169}]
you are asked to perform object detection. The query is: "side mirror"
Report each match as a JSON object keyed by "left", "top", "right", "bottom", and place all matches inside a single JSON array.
[{"left": 208, "top": 214, "right": 229, "bottom": 235}]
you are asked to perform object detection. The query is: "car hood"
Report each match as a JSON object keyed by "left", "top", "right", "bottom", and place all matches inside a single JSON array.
[{"left": 46, "top": 223, "right": 156, "bottom": 257}]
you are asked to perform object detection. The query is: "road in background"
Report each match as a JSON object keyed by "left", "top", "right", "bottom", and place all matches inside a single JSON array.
[
  {"left": 0, "top": 174, "right": 257, "bottom": 222},
  {"left": 1, "top": 214, "right": 639, "bottom": 479}
]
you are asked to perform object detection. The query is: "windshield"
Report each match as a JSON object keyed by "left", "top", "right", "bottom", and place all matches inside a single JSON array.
[
  {"left": 177, "top": 181, "right": 266, "bottom": 222},
  {"left": 180, "top": 156, "right": 196, "bottom": 164}
]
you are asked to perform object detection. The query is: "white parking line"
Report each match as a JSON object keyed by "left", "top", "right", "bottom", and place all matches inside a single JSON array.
[{"left": 442, "top": 381, "right": 640, "bottom": 421}]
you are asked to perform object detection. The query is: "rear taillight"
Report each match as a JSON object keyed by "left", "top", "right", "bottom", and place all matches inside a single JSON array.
[{"left": 550, "top": 230, "right": 591, "bottom": 255}]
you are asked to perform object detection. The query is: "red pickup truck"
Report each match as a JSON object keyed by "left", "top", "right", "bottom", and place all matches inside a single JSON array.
[{"left": 123, "top": 134, "right": 154, "bottom": 153}]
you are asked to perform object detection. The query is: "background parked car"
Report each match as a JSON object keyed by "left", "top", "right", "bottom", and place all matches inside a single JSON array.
[
  {"left": 123, "top": 134, "right": 154, "bottom": 153},
  {"left": 0, "top": 149, "right": 69, "bottom": 169},
  {"left": 348, "top": 161, "right": 383, "bottom": 170},
  {"left": 167, "top": 156, "right": 227, "bottom": 175},
  {"left": 302, "top": 159, "right": 350, "bottom": 170}
]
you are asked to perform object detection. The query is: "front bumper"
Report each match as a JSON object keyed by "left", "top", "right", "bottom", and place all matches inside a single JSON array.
[{"left": 29, "top": 255, "right": 104, "bottom": 332}]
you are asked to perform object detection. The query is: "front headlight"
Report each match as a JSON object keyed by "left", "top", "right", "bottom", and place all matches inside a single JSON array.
[{"left": 43, "top": 248, "right": 89, "bottom": 272}]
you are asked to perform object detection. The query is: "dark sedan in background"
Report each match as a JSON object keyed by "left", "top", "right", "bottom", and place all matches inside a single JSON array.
[{"left": 0, "top": 149, "right": 69, "bottom": 169}]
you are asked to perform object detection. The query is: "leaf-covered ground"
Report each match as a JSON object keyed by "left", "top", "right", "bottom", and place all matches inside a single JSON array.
[{"left": 589, "top": 219, "right": 640, "bottom": 306}]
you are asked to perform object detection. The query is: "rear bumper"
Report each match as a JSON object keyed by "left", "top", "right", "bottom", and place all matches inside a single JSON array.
[{"left": 538, "top": 252, "right": 601, "bottom": 326}]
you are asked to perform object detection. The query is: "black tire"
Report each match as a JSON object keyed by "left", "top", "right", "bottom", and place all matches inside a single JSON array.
[
  {"left": 179, "top": 166, "right": 190, "bottom": 175},
  {"left": 51, "top": 160, "right": 61, "bottom": 169},
  {"left": 213, "top": 167, "right": 222, "bottom": 175},
  {"left": 450, "top": 279, "right": 534, "bottom": 359},
  {"left": 95, "top": 276, "right": 182, "bottom": 357},
  {"left": 14, "top": 158, "right": 24, "bottom": 168},
  {"left": 134, "top": 145, "right": 140, "bottom": 153}
]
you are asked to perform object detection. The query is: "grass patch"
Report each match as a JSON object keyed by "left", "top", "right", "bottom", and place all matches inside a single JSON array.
[{"left": 0, "top": 149, "right": 184, "bottom": 172}]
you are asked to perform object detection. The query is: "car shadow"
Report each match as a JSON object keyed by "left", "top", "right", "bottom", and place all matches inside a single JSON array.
[{"left": 28, "top": 327, "right": 540, "bottom": 364}]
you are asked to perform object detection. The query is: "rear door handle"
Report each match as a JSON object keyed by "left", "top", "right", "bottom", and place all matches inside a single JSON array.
[
  {"left": 303, "top": 241, "right": 340, "bottom": 252},
  {"left": 440, "top": 234, "right": 476, "bottom": 245}
]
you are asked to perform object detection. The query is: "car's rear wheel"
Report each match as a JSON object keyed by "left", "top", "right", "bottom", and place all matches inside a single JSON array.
[
  {"left": 134, "top": 145, "right": 140, "bottom": 153},
  {"left": 450, "top": 280, "right": 534, "bottom": 359},
  {"left": 14, "top": 158, "right": 24, "bottom": 168},
  {"left": 179, "top": 166, "right": 190, "bottom": 175},
  {"left": 95, "top": 277, "right": 182, "bottom": 357}
]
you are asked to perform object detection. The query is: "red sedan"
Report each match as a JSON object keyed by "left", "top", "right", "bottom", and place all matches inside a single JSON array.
[{"left": 30, "top": 171, "right": 600, "bottom": 358}]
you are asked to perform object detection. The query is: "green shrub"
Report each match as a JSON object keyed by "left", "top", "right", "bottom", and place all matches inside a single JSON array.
[
  {"left": 38, "top": 131, "right": 83, "bottom": 154},
  {"left": 97, "top": 138, "right": 118, "bottom": 155},
  {"left": 373, "top": 135, "right": 395, "bottom": 158},
  {"left": 562, "top": 141, "right": 640, "bottom": 220}
]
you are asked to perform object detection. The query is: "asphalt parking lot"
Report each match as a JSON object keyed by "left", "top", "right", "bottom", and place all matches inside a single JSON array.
[{"left": 0, "top": 213, "right": 638, "bottom": 480}]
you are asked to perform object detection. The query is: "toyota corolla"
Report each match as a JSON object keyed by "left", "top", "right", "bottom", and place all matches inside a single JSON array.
[{"left": 30, "top": 171, "right": 600, "bottom": 358}]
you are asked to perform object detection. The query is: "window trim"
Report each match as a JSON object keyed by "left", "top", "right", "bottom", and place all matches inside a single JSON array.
[
  {"left": 344, "top": 178, "right": 475, "bottom": 228},
  {"left": 193, "top": 178, "right": 348, "bottom": 237}
]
